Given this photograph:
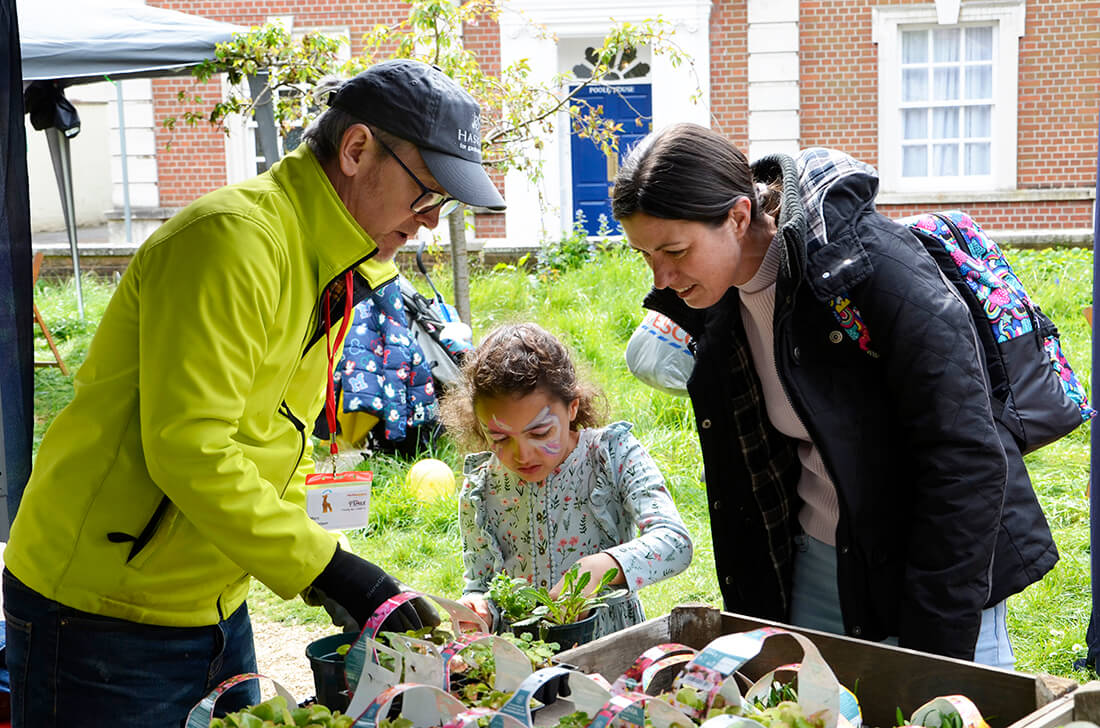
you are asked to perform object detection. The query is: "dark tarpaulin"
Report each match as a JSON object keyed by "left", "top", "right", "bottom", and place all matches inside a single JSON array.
[
  {"left": 1085, "top": 104, "right": 1100, "bottom": 669},
  {"left": 0, "top": 0, "right": 33, "bottom": 537}
]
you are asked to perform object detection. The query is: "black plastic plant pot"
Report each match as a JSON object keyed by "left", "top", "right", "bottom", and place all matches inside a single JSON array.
[
  {"left": 541, "top": 612, "right": 598, "bottom": 650},
  {"left": 305, "top": 632, "right": 356, "bottom": 712},
  {"left": 531, "top": 668, "right": 573, "bottom": 707}
]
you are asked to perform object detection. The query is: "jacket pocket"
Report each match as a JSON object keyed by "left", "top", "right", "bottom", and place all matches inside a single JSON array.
[{"left": 108, "top": 496, "right": 180, "bottom": 570}]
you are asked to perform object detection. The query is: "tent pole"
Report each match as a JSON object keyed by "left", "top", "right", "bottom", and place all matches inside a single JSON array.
[
  {"left": 45, "top": 126, "right": 84, "bottom": 320},
  {"left": 114, "top": 80, "right": 132, "bottom": 244}
]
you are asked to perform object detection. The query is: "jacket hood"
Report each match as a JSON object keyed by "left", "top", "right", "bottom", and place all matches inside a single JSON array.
[
  {"left": 794, "top": 147, "right": 879, "bottom": 258},
  {"left": 753, "top": 148, "right": 880, "bottom": 303}
]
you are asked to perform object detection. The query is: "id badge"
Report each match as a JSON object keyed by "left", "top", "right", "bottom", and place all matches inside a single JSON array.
[{"left": 305, "top": 471, "right": 372, "bottom": 530}]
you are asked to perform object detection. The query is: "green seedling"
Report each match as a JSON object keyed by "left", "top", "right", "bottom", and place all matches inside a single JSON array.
[
  {"left": 487, "top": 572, "right": 538, "bottom": 623},
  {"left": 754, "top": 679, "right": 799, "bottom": 710},
  {"left": 555, "top": 711, "right": 592, "bottom": 728},
  {"left": 750, "top": 700, "right": 826, "bottom": 728},
  {"left": 499, "top": 632, "right": 560, "bottom": 668},
  {"left": 511, "top": 565, "right": 627, "bottom": 628},
  {"left": 209, "top": 694, "right": 354, "bottom": 727}
]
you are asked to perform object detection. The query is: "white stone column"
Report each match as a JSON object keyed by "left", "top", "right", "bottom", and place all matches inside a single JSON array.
[
  {"left": 747, "top": 0, "right": 800, "bottom": 160},
  {"left": 107, "top": 78, "right": 161, "bottom": 243},
  {"left": 499, "top": 16, "right": 561, "bottom": 244}
]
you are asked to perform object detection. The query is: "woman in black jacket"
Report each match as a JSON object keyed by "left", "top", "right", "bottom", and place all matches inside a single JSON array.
[{"left": 611, "top": 122, "right": 1056, "bottom": 667}]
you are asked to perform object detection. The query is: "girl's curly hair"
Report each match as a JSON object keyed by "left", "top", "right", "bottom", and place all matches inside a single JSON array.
[{"left": 439, "top": 322, "right": 607, "bottom": 450}]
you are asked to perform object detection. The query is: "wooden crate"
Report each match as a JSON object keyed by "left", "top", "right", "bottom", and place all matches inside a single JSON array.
[
  {"left": 555, "top": 605, "right": 1076, "bottom": 728},
  {"left": 1007, "top": 681, "right": 1100, "bottom": 728}
]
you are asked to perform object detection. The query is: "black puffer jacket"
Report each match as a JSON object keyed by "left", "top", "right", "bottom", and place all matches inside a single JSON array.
[{"left": 645, "top": 149, "right": 1057, "bottom": 660}]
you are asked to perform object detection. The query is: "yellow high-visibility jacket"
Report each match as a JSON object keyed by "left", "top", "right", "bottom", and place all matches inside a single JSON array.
[{"left": 6, "top": 145, "right": 397, "bottom": 627}]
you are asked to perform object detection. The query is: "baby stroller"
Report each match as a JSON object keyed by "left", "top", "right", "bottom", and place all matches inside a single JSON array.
[
  {"left": 399, "top": 241, "right": 474, "bottom": 395},
  {"left": 322, "top": 241, "right": 472, "bottom": 458}
]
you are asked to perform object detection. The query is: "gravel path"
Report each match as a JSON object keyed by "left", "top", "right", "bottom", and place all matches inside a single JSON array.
[{"left": 252, "top": 615, "right": 334, "bottom": 703}]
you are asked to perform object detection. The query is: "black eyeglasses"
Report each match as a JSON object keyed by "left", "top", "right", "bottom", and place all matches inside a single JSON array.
[{"left": 375, "top": 136, "right": 460, "bottom": 217}]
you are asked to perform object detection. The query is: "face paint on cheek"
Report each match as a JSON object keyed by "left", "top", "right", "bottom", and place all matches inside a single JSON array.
[
  {"left": 526, "top": 410, "right": 564, "bottom": 456},
  {"left": 538, "top": 439, "right": 561, "bottom": 456},
  {"left": 481, "top": 416, "right": 511, "bottom": 457}
]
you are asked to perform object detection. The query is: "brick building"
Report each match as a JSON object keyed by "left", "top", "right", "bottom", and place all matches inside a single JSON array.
[{"left": 35, "top": 0, "right": 1097, "bottom": 248}]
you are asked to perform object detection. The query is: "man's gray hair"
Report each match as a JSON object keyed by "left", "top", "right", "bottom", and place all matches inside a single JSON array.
[
  {"left": 302, "top": 75, "right": 411, "bottom": 164},
  {"left": 302, "top": 106, "right": 362, "bottom": 164}
]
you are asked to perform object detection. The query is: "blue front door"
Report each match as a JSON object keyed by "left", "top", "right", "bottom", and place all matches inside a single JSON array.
[{"left": 569, "top": 83, "right": 653, "bottom": 236}]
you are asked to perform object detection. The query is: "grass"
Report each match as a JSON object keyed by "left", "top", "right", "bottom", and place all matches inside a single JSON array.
[{"left": 27, "top": 244, "right": 1099, "bottom": 680}]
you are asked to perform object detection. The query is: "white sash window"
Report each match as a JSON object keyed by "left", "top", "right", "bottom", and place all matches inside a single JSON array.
[{"left": 873, "top": 0, "right": 1025, "bottom": 193}]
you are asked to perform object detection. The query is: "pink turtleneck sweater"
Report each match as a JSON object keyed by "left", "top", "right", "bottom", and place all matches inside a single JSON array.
[{"left": 737, "top": 234, "right": 840, "bottom": 546}]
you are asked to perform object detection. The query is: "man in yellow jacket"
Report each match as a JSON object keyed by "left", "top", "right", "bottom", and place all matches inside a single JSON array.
[{"left": 3, "top": 59, "right": 504, "bottom": 726}]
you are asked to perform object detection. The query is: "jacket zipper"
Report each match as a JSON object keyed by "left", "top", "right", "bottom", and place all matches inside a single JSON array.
[
  {"left": 278, "top": 401, "right": 307, "bottom": 493},
  {"left": 107, "top": 401, "right": 307, "bottom": 562},
  {"left": 302, "top": 251, "right": 397, "bottom": 355},
  {"left": 771, "top": 255, "right": 855, "bottom": 559}
]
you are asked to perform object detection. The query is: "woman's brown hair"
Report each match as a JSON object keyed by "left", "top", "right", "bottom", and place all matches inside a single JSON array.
[
  {"left": 439, "top": 323, "right": 606, "bottom": 450},
  {"left": 611, "top": 122, "right": 779, "bottom": 227}
]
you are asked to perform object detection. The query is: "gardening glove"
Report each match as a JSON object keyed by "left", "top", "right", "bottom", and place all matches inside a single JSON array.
[
  {"left": 317, "top": 593, "right": 360, "bottom": 634},
  {"left": 310, "top": 546, "right": 423, "bottom": 635}
]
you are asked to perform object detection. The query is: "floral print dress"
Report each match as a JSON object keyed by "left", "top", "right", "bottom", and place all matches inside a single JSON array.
[{"left": 459, "top": 421, "right": 694, "bottom": 639}]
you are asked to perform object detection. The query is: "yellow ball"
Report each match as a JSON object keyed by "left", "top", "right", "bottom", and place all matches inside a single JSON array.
[{"left": 406, "top": 458, "right": 456, "bottom": 501}]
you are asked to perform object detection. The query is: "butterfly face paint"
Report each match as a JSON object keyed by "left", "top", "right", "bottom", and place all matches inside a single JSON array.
[
  {"left": 475, "top": 388, "right": 580, "bottom": 483},
  {"left": 526, "top": 406, "right": 563, "bottom": 456}
]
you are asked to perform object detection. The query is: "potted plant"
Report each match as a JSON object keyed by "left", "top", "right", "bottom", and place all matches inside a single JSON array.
[
  {"left": 306, "top": 624, "right": 454, "bottom": 712},
  {"left": 305, "top": 632, "right": 358, "bottom": 712},
  {"left": 486, "top": 572, "right": 537, "bottom": 634},
  {"left": 509, "top": 564, "right": 628, "bottom": 648}
]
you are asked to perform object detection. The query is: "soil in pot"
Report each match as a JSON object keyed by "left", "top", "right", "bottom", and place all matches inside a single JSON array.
[{"left": 305, "top": 632, "right": 356, "bottom": 712}]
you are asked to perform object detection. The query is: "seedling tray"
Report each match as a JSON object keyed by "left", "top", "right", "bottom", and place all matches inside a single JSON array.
[{"left": 554, "top": 605, "right": 1077, "bottom": 728}]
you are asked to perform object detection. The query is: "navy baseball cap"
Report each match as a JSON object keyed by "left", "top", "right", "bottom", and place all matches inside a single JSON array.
[{"left": 330, "top": 59, "right": 506, "bottom": 211}]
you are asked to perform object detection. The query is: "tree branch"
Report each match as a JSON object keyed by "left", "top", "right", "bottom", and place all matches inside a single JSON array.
[{"left": 486, "top": 74, "right": 602, "bottom": 145}]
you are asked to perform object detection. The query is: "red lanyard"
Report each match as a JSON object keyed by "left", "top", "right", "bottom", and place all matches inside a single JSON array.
[{"left": 323, "top": 270, "right": 355, "bottom": 456}]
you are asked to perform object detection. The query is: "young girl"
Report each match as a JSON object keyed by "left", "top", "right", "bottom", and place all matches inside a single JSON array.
[{"left": 441, "top": 322, "right": 693, "bottom": 639}]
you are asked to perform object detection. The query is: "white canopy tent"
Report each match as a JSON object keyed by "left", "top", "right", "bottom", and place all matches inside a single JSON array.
[
  {"left": 19, "top": 2, "right": 243, "bottom": 85},
  {"left": 17, "top": 1, "right": 275, "bottom": 318}
]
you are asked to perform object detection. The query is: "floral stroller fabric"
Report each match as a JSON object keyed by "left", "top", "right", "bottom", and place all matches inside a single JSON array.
[{"left": 336, "top": 278, "right": 438, "bottom": 444}]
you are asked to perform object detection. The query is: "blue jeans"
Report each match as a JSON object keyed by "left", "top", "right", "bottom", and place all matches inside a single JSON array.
[
  {"left": 3, "top": 569, "right": 260, "bottom": 727},
  {"left": 789, "top": 533, "right": 1015, "bottom": 670}
]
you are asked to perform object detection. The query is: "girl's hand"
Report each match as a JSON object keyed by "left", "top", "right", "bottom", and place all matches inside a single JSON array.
[
  {"left": 459, "top": 592, "right": 493, "bottom": 630},
  {"left": 549, "top": 552, "right": 625, "bottom": 599}
]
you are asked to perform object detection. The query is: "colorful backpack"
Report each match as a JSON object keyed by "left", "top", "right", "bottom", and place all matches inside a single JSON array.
[{"left": 826, "top": 209, "right": 1095, "bottom": 454}]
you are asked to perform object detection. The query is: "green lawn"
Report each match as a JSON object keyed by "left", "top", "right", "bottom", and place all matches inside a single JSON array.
[{"left": 28, "top": 244, "right": 1098, "bottom": 679}]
